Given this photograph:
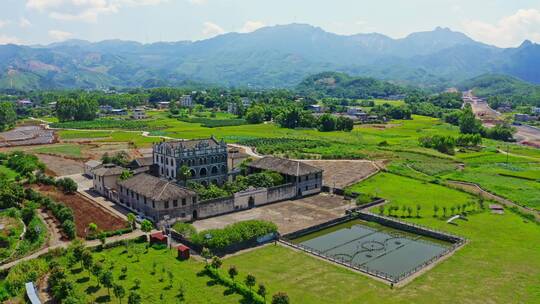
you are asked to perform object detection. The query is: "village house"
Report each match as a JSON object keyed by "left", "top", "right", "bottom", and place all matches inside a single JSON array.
[
  {"left": 84, "top": 160, "right": 102, "bottom": 178},
  {"left": 157, "top": 101, "right": 170, "bottom": 109},
  {"left": 248, "top": 156, "right": 323, "bottom": 197},
  {"left": 180, "top": 95, "right": 193, "bottom": 108},
  {"left": 132, "top": 108, "right": 146, "bottom": 120},
  {"left": 92, "top": 164, "right": 124, "bottom": 198},
  {"left": 118, "top": 173, "right": 198, "bottom": 223},
  {"left": 153, "top": 137, "right": 229, "bottom": 186}
]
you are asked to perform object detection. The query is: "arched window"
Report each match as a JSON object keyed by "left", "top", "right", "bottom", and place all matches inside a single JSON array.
[
  {"left": 189, "top": 169, "right": 196, "bottom": 178},
  {"left": 199, "top": 167, "right": 207, "bottom": 177},
  {"left": 211, "top": 166, "right": 218, "bottom": 174},
  {"left": 221, "top": 165, "right": 227, "bottom": 174}
]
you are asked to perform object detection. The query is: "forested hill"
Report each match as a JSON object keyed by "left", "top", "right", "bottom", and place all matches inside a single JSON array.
[
  {"left": 296, "top": 72, "right": 408, "bottom": 99},
  {"left": 0, "top": 24, "right": 539, "bottom": 90},
  {"left": 459, "top": 74, "right": 540, "bottom": 106}
]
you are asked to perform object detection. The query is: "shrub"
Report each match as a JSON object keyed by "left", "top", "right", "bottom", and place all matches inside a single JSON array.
[
  {"left": 204, "top": 266, "right": 265, "bottom": 304},
  {"left": 172, "top": 222, "right": 196, "bottom": 238},
  {"left": 56, "top": 177, "right": 78, "bottom": 194},
  {"left": 191, "top": 220, "right": 277, "bottom": 251}
]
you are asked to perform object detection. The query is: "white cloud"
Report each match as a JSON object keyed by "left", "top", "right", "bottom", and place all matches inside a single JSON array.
[
  {"left": 0, "top": 35, "right": 22, "bottom": 45},
  {"left": 202, "top": 21, "right": 225, "bottom": 37},
  {"left": 48, "top": 29, "right": 73, "bottom": 41},
  {"left": 27, "top": 0, "right": 167, "bottom": 22},
  {"left": 19, "top": 18, "right": 33, "bottom": 28},
  {"left": 26, "top": 0, "right": 64, "bottom": 10},
  {"left": 462, "top": 9, "right": 540, "bottom": 47},
  {"left": 188, "top": 0, "right": 207, "bottom": 5},
  {"left": 238, "top": 20, "right": 265, "bottom": 33},
  {"left": 0, "top": 20, "right": 10, "bottom": 28}
]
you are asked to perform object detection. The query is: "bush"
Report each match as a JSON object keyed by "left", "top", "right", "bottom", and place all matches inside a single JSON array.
[
  {"left": 56, "top": 178, "right": 78, "bottom": 194},
  {"left": 172, "top": 222, "right": 196, "bottom": 238},
  {"left": 191, "top": 220, "right": 277, "bottom": 251}
]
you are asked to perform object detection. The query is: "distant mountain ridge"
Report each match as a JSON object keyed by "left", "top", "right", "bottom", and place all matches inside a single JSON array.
[{"left": 0, "top": 23, "right": 539, "bottom": 90}]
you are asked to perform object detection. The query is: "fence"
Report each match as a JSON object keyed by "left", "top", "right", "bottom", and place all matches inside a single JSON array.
[{"left": 280, "top": 210, "right": 466, "bottom": 284}]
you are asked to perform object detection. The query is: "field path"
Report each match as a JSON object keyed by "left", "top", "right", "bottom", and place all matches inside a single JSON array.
[
  {"left": 0, "top": 230, "right": 146, "bottom": 271},
  {"left": 445, "top": 180, "right": 540, "bottom": 221}
]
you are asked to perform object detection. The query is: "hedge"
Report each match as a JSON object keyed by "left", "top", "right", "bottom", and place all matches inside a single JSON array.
[{"left": 191, "top": 220, "right": 277, "bottom": 251}]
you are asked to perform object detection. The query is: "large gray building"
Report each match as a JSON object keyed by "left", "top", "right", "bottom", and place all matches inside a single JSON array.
[
  {"left": 248, "top": 156, "right": 323, "bottom": 197},
  {"left": 153, "top": 137, "right": 228, "bottom": 186},
  {"left": 118, "top": 173, "right": 198, "bottom": 223}
]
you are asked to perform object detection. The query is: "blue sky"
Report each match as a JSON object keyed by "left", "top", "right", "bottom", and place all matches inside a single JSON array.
[{"left": 1, "top": 0, "right": 539, "bottom": 47}]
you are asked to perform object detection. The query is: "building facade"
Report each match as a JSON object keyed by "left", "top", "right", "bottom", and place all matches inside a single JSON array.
[
  {"left": 153, "top": 137, "right": 229, "bottom": 186},
  {"left": 118, "top": 173, "right": 198, "bottom": 223},
  {"left": 248, "top": 156, "right": 323, "bottom": 197},
  {"left": 92, "top": 164, "right": 124, "bottom": 198},
  {"left": 180, "top": 95, "right": 193, "bottom": 108},
  {"left": 132, "top": 108, "right": 146, "bottom": 120}
]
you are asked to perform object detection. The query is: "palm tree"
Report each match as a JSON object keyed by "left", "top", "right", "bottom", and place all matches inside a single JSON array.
[
  {"left": 228, "top": 266, "right": 238, "bottom": 282},
  {"left": 245, "top": 274, "right": 256, "bottom": 292},
  {"left": 272, "top": 292, "right": 290, "bottom": 304},
  {"left": 450, "top": 206, "right": 456, "bottom": 215},
  {"left": 201, "top": 247, "right": 211, "bottom": 264},
  {"left": 407, "top": 206, "right": 412, "bottom": 218},
  {"left": 442, "top": 206, "right": 447, "bottom": 217},
  {"left": 113, "top": 284, "right": 126, "bottom": 304},
  {"left": 177, "top": 165, "right": 192, "bottom": 186},
  {"left": 401, "top": 205, "right": 407, "bottom": 217},
  {"left": 416, "top": 204, "right": 421, "bottom": 218},
  {"left": 257, "top": 284, "right": 267, "bottom": 302},
  {"left": 433, "top": 205, "right": 439, "bottom": 217}
]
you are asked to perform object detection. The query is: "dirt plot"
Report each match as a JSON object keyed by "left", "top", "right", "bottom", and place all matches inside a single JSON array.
[
  {"left": 36, "top": 154, "right": 84, "bottom": 176},
  {"left": 0, "top": 125, "right": 55, "bottom": 147},
  {"left": 193, "top": 193, "right": 352, "bottom": 234},
  {"left": 303, "top": 160, "right": 379, "bottom": 189},
  {"left": 32, "top": 185, "right": 127, "bottom": 238}
]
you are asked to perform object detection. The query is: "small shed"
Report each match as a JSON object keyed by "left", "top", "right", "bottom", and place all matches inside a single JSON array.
[
  {"left": 489, "top": 204, "right": 504, "bottom": 214},
  {"left": 150, "top": 231, "right": 168, "bottom": 245},
  {"left": 177, "top": 244, "right": 190, "bottom": 260}
]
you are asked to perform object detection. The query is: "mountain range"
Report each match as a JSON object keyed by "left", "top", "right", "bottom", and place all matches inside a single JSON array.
[{"left": 0, "top": 23, "right": 539, "bottom": 91}]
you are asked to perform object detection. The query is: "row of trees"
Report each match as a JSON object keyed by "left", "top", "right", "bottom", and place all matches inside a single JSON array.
[
  {"left": 206, "top": 255, "right": 289, "bottom": 304},
  {"left": 0, "top": 102, "right": 17, "bottom": 131},
  {"left": 460, "top": 104, "right": 516, "bottom": 141},
  {"left": 56, "top": 97, "right": 99, "bottom": 122},
  {"left": 419, "top": 134, "right": 482, "bottom": 155}
]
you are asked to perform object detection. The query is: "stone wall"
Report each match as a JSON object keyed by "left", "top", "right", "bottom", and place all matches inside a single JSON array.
[
  {"left": 197, "top": 196, "right": 235, "bottom": 219},
  {"left": 267, "top": 183, "right": 296, "bottom": 204}
]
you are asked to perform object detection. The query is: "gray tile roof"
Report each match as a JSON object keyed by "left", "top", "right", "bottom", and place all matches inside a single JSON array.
[
  {"left": 248, "top": 156, "right": 323, "bottom": 177},
  {"left": 158, "top": 137, "right": 224, "bottom": 150},
  {"left": 134, "top": 157, "right": 153, "bottom": 167},
  {"left": 118, "top": 173, "right": 196, "bottom": 202},
  {"left": 92, "top": 164, "right": 124, "bottom": 176}
]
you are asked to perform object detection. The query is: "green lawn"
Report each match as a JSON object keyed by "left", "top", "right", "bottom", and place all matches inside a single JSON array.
[
  {"left": 61, "top": 243, "right": 243, "bottom": 304},
  {"left": 50, "top": 112, "right": 540, "bottom": 211},
  {"left": 347, "top": 172, "right": 477, "bottom": 213},
  {"left": 224, "top": 209, "right": 540, "bottom": 303},
  {"left": 32, "top": 144, "right": 84, "bottom": 158}
]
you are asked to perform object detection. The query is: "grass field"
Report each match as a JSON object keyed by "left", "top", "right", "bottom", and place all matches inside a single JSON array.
[
  {"left": 32, "top": 144, "right": 84, "bottom": 158},
  {"left": 0, "top": 212, "right": 24, "bottom": 262},
  {"left": 49, "top": 112, "right": 540, "bottom": 210},
  {"left": 224, "top": 209, "right": 540, "bottom": 303},
  {"left": 61, "top": 243, "right": 243, "bottom": 304}
]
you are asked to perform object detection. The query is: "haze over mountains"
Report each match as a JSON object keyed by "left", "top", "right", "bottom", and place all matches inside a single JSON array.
[{"left": 0, "top": 23, "right": 539, "bottom": 90}]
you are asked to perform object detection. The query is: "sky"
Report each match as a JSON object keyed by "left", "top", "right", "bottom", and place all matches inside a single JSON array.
[{"left": 0, "top": 0, "right": 539, "bottom": 47}]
